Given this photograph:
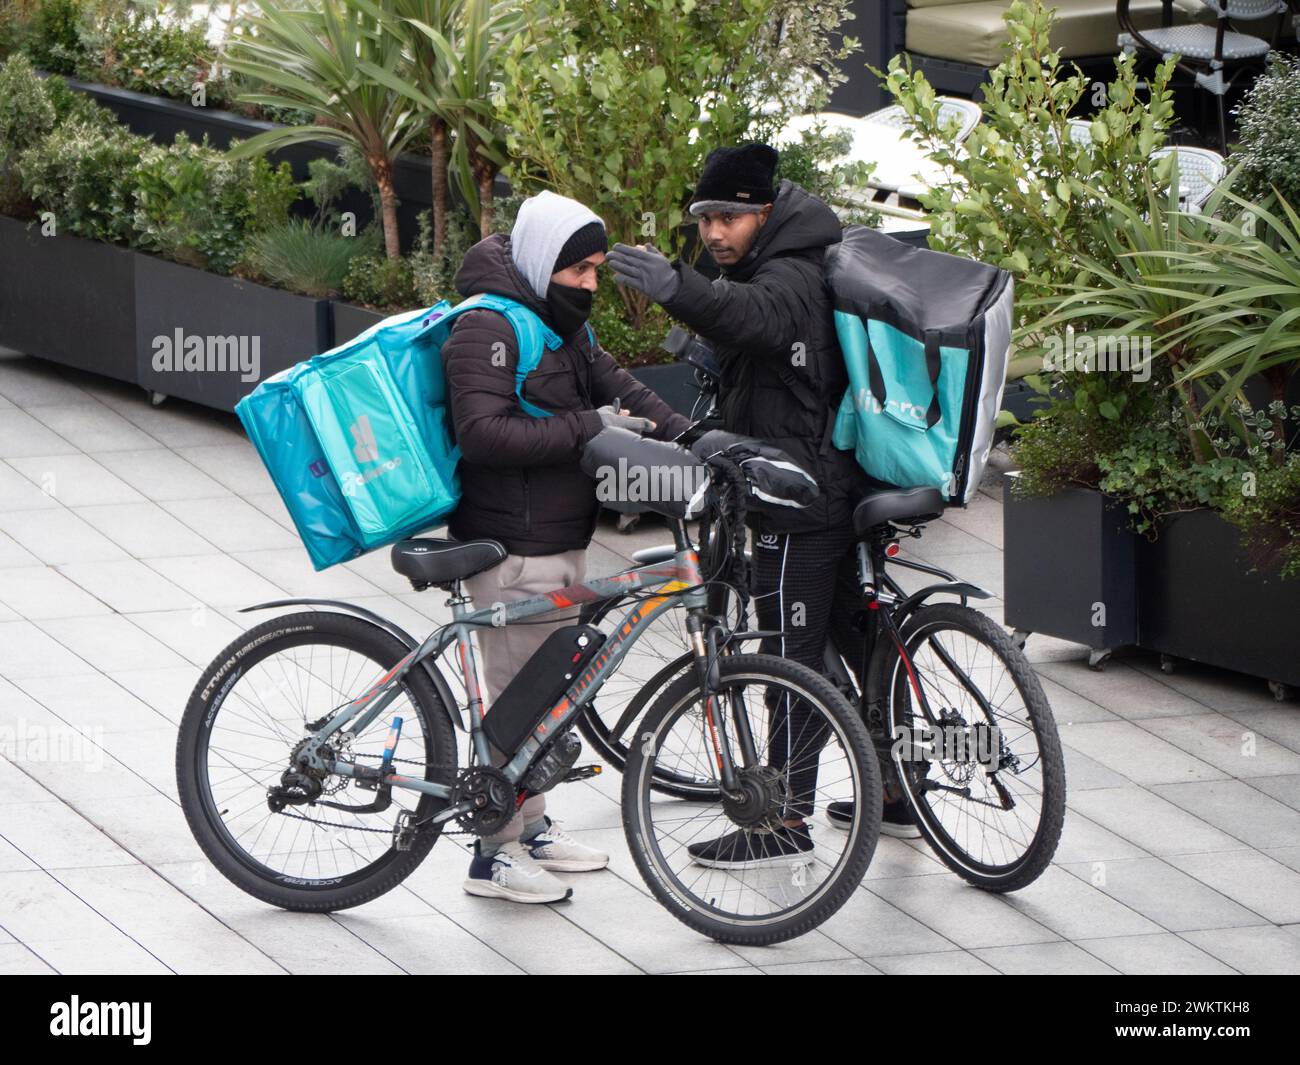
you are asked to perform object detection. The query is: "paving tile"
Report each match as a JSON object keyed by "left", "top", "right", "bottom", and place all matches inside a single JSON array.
[
  {"left": 55, "top": 559, "right": 194, "bottom": 614},
  {"left": 0, "top": 620, "right": 94, "bottom": 677},
  {"left": 1164, "top": 850, "right": 1300, "bottom": 924},
  {"left": 160, "top": 496, "right": 299, "bottom": 553},
  {"left": 0, "top": 459, "right": 62, "bottom": 510},
  {"left": 0, "top": 835, "right": 38, "bottom": 872},
  {"left": 0, "top": 870, "right": 133, "bottom": 942},
  {"left": 941, "top": 492, "right": 1003, "bottom": 549},
  {"left": 58, "top": 864, "right": 284, "bottom": 974},
  {"left": 6, "top": 454, "right": 144, "bottom": 507},
  {"left": 14, "top": 672, "right": 171, "bottom": 733},
  {"left": 0, "top": 409, "right": 80, "bottom": 457},
  {"left": 72, "top": 502, "right": 217, "bottom": 559},
  {"left": 0, "top": 566, "right": 112, "bottom": 619},
  {"left": 143, "top": 555, "right": 286, "bottom": 608},
  {"left": 1000, "top": 865, "right": 1164, "bottom": 940},
  {"left": 1154, "top": 779, "right": 1300, "bottom": 850},
  {"left": 0, "top": 359, "right": 99, "bottom": 407},
  {"left": 172, "top": 442, "right": 279, "bottom": 496},
  {"left": 872, "top": 949, "right": 1001, "bottom": 974},
  {"left": 0, "top": 531, "right": 40, "bottom": 568},
  {"left": 1035, "top": 660, "right": 1217, "bottom": 720},
  {"left": 19, "top": 933, "right": 172, "bottom": 974},
  {"left": 26, "top": 403, "right": 163, "bottom": 453},
  {"left": 1037, "top": 675, "right": 1118, "bottom": 724},
  {"left": 107, "top": 666, "right": 204, "bottom": 722},
  {"left": 1252, "top": 775, "right": 1300, "bottom": 812},
  {"left": 1060, "top": 720, "right": 1226, "bottom": 786},
  {"left": 1060, "top": 743, "right": 1131, "bottom": 791},
  {"left": 1075, "top": 932, "right": 1237, "bottom": 975},
  {"left": 817, "top": 885, "right": 958, "bottom": 958},
  {"left": 0, "top": 800, "right": 138, "bottom": 869},
  {"left": 94, "top": 393, "right": 246, "bottom": 449},
  {"left": 36, "top": 615, "right": 189, "bottom": 673},
  {"left": 758, "top": 957, "right": 882, "bottom": 974},
  {"left": 973, "top": 940, "right": 1120, "bottom": 974},
  {"left": 123, "top": 609, "right": 241, "bottom": 669},
  {"left": 1181, "top": 925, "right": 1300, "bottom": 975},
  {"left": 1143, "top": 713, "right": 1300, "bottom": 779},
  {"left": 230, "top": 548, "right": 382, "bottom": 599},
  {"left": 1219, "top": 707, "right": 1300, "bottom": 758},
  {"left": 92, "top": 449, "right": 231, "bottom": 502},
  {"left": 0, "top": 508, "right": 129, "bottom": 564},
  {"left": 0, "top": 942, "right": 58, "bottom": 973},
  {"left": 1051, "top": 810, "right": 1149, "bottom": 864},
  {"left": 1068, "top": 785, "right": 1246, "bottom": 855},
  {"left": 866, "top": 873, "right": 1060, "bottom": 949},
  {"left": 0, "top": 754, "right": 64, "bottom": 804},
  {"left": 328, "top": 911, "right": 524, "bottom": 974},
  {"left": 1061, "top": 857, "right": 1268, "bottom": 932}
]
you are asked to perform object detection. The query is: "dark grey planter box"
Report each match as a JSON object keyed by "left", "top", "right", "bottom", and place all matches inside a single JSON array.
[
  {"left": 331, "top": 301, "right": 387, "bottom": 347},
  {"left": 1002, "top": 474, "right": 1139, "bottom": 654},
  {"left": 1137, "top": 508, "right": 1300, "bottom": 688},
  {"left": 135, "top": 254, "right": 328, "bottom": 412},
  {"left": 629, "top": 362, "right": 703, "bottom": 417},
  {"left": 0, "top": 214, "right": 137, "bottom": 381}
]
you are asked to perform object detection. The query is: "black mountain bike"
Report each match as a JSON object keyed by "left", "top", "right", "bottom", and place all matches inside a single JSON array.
[{"left": 578, "top": 347, "right": 1065, "bottom": 892}]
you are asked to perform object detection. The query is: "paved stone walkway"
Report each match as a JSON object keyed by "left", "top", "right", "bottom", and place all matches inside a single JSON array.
[{"left": 1, "top": 348, "right": 1299, "bottom": 974}]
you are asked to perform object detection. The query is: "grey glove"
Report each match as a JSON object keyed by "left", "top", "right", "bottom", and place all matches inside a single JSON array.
[
  {"left": 596, "top": 398, "right": 656, "bottom": 436},
  {"left": 607, "top": 242, "right": 681, "bottom": 304}
]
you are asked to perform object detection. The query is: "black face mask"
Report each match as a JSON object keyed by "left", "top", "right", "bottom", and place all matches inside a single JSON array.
[{"left": 545, "top": 281, "right": 593, "bottom": 340}]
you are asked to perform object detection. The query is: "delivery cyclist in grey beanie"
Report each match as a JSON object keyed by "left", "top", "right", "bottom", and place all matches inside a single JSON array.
[{"left": 441, "top": 190, "right": 690, "bottom": 904}]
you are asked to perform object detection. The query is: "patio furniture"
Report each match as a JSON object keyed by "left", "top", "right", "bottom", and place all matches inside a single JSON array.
[
  {"left": 859, "top": 96, "right": 983, "bottom": 141},
  {"left": 1117, "top": 0, "right": 1290, "bottom": 148},
  {"left": 1151, "top": 144, "right": 1227, "bottom": 210}
]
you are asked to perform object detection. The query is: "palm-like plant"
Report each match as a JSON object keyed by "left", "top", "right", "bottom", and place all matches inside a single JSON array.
[
  {"left": 1018, "top": 163, "right": 1300, "bottom": 462},
  {"left": 354, "top": 0, "right": 462, "bottom": 256},
  {"left": 360, "top": 0, "right": 521, "bottom": 239},
  {"left": 223, "top": 0, "right": 420, "bottom": 259}
]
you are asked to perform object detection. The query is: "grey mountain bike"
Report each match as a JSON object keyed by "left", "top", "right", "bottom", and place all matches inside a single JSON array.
[{"left": 176, "top": 450, "right": 881, "bottom": 945}]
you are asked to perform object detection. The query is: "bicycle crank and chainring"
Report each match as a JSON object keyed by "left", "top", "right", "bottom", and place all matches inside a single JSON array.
[{"left": 450, "top": 766, "right": 517, "bottom": 836}]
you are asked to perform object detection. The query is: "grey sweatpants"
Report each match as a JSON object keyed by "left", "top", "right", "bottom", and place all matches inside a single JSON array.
[{"left": 462, "top": 547, "right": 587, "bottom": 844}]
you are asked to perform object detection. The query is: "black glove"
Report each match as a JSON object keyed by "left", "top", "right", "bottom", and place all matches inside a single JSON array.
[{"left": 607, "top": 242, "right": 681, "bottom": 304}]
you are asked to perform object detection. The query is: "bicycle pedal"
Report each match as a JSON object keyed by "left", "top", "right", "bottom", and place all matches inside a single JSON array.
[{"left": 563, "top": 764, "right": 602, "bottom": 782}]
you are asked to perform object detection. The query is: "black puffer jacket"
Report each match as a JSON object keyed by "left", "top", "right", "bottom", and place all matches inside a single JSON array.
[
  {"left": 663, "top": 180, "right": 868, "bottom": 533},
  {"left": 442, "top": 234, "right": 689, "bottom": 555}
]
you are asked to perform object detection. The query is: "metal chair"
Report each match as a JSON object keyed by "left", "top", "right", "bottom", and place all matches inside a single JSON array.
[
  {"left": 1151, "top": 144, "right": 1228, "bottom": 210},
  {"left": 860, "top": 96, "right": 983, "bottom": 143},
  {"left": 1117, "top": 0, "right": 1290, "bottom": 149}
]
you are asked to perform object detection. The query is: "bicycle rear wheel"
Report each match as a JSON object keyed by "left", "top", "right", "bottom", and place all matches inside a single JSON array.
[
  {"left": 176, "top": 611, "right": 457, "bottom": 912},
  {"left": 622, "top": 653, "right": 880, "bottom": 945},
  {"left": 881, "top": 603, "right": 1065, "bottom": 891}
]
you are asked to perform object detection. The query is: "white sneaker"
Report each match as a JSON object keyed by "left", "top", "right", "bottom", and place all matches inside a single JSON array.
[
  {"left": 522, "top": 817, "right": 609, "bottom": 872},
  {"left": 462, "top": 840, "right": 572, "bottom": 904}
]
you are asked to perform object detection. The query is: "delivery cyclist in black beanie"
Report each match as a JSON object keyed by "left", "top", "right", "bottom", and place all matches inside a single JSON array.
[
  {"left": 607, "top": 143, "right": 921, "bottom": 869},
  {"left": 442, "top": 191, "right": 689, "bottom": 903}
]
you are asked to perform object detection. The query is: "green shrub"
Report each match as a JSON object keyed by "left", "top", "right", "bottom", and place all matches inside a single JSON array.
[
  {"left": 408, "top": 207, "right": 476, "bottom": 306},
  {"left": 19, "top": 0, "right": 87, "bottom": 75},
  {"left": 774, "top": 124, "right": 880, "bottom": 228},
  {"left": 76, "top": 9, "right": 214, "bottom": 102},
  {"left": 1233, "top": 52, "right": 1300, "bottom": 207},
  {"left": 1223, "top": 455, "right": 1300, "bottom": 579},
  {"left": 0, "top": 52, "right": 55, "bottom": 214},
  {"left": 246, "top": 220, "right": 374, "bottom": 298},
  {"left": 18, "top": 118, "right": 144, "bottom": 243},
  {"left": 342, "top": 253, "right": 418, "bottom": 310},
  {"left": 132, "top": 133, "right": 299, "bottom": 273}
]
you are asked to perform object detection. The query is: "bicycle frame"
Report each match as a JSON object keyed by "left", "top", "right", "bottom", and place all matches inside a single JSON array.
[{"left": 284, "top": 519, "right": 716, "bottom": 821}]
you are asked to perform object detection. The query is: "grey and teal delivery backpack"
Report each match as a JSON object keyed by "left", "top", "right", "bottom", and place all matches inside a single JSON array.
[
  {"left": 827, "top": 226, "right": 1013, "bottom": 505},
  {"left": 236, "top": 293, "right": 563, "bottom": 571}
]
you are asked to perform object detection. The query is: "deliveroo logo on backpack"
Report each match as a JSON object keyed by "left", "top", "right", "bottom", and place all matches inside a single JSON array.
[{"left": 339, "top": 414, "right": 403, "bottom": 497}]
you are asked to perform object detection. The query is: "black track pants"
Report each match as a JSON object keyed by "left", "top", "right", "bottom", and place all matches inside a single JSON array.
[{"left": 751, "top": 524, "right": 864, "bottom": 819}]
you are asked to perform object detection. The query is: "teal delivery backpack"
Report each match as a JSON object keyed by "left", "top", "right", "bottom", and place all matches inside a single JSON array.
[
  {"left": 827, "top": 226, "right": 1013, "bottom": 505},
  {"left": 236, "top": 293, "right": 560, "bottom": 571}
]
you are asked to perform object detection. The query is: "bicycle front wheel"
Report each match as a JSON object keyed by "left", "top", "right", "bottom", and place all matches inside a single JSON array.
[
  {"left": 622, "top": 653, "right": 880, "bottom": 945},
  {"left": 882, "top": 603, "right": 1065, "bottom": 891}
]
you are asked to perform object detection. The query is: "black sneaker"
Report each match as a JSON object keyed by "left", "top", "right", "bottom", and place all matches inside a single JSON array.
[
  {"left": 827, "top": 799, "right": 922, "bottom": 839},
  {"left": 687, "top": 823, "right": 814, "bottom": 869}
]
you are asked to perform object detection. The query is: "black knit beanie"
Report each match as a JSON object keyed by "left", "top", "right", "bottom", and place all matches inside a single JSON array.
[
  {"left": 552, "top": 220, "right": 609, "bottom": 273},
  {"left": 689, "top": 143, "right": 779, "bottom": 215}
]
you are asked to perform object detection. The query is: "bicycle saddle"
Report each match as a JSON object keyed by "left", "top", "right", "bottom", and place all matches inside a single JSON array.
[
  {"left": 852, "top": 487, "right": 945, "bottom": 536},
  {"left": 390, "top": 538, "right": 506, "bottom": 589}
]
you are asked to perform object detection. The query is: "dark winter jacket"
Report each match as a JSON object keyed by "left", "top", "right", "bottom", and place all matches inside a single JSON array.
[
  {"left": 663, "top": 180, "right": 869, "bottom": 533},
  {"left": 442, "top": 233, "right": 690, "bottom": 555}
]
